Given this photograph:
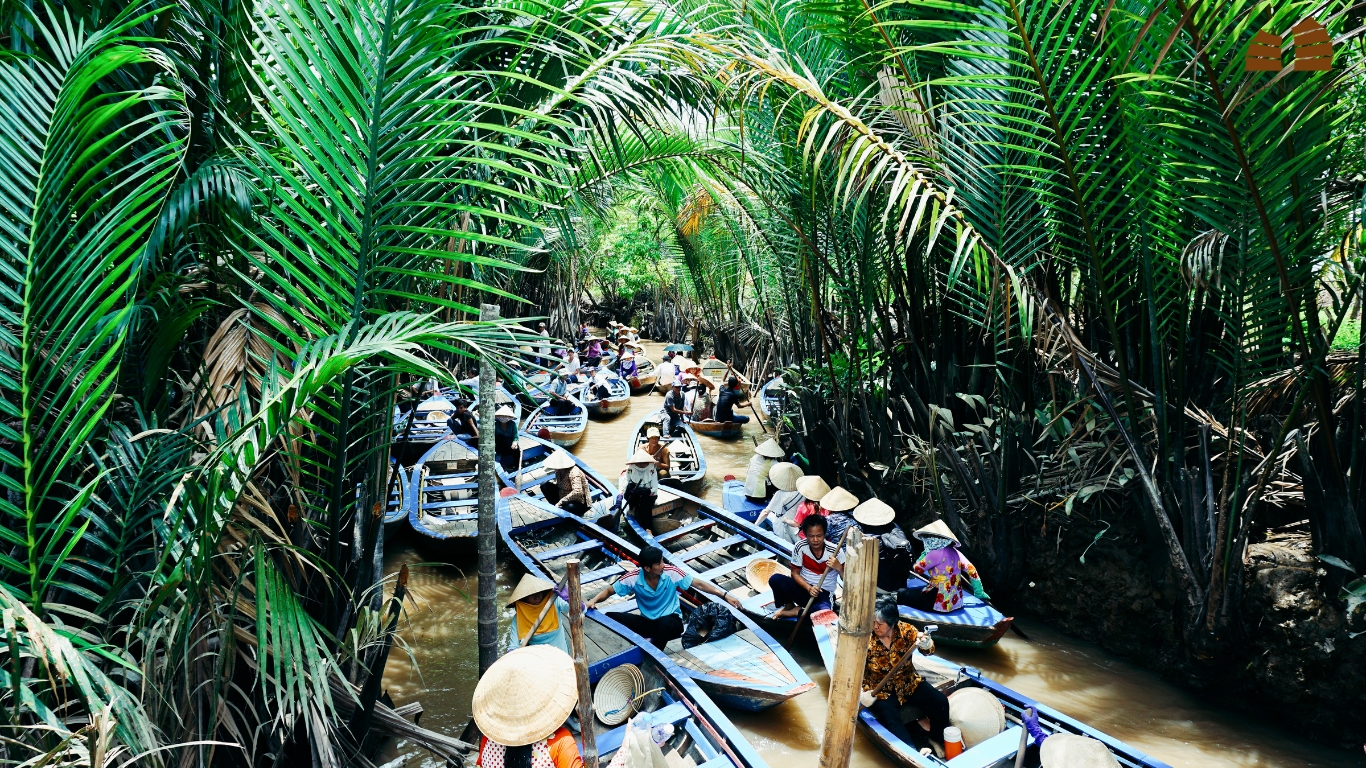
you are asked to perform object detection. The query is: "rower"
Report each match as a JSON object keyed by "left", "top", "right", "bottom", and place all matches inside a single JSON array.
[
  {"left": 663, "top": 381, "right": 691, "bottom": 437},
  {"left": 545, "top": 372, "right": 571, "bottom": 416},
  {"left": 472, "top": 646, "right": 583, "bottom": 768},
  {"left": 755, "top": 462, "right": 804, "bottom": 543},
  {"left": 448, "top": 398, "right": 478, "bottom": 439},
  {"left": 768, "top": 514, "right": 844, "bottom": 619},
  {"left": 493, "top": 405, "right": 519, "bottom": 467},
  {"left": 507, "top": 574, "right": 569, "bottom": 653},
  {"left": 621, "top": 448, "right": 660, "bottom": 535},
  {"left": 858, "top": 598, "right": 950, "bottom": 751},
  {"left": 541, "top": 451, "right": 590, "bottom": 516},
  {"left": 716, "top": 376, "right": 751, "bottom": 425},
  {"left": 585, "top": 545, "right": 740, "bottom": 649},
  {"left": 642, "top": 427, "right": 671, "bottom": 481},
  {"left": 897, "top": 519, "right": 990, "bottom": 612},
  {"left": 744, "top": 438, "right": 786, "bottom": 502}
]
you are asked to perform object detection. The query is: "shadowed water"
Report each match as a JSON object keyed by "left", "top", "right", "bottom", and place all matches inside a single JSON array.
[{"left": 380, "top": 338, "right": 1365, "bottom": 768}]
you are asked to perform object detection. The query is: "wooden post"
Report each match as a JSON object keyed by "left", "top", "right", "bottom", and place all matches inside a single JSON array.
[
  {"left": 566, "top": 560, "right": 598, "bottom": 767},
  {"left": 477, "top": 303, "right": 500, "bottom": 676},
  {"left": 819, "top": 529, "right": 878, "bottom": 768}
]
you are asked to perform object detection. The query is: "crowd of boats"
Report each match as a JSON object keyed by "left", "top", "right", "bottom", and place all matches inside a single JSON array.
[{"left": 385, "top": 328, "right": 1173, "bottom": 768}]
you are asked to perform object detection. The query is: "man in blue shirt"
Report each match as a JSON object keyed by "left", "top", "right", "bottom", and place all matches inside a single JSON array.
[{"left": 585, "top": 546, "right": 741, "bottom": 648}]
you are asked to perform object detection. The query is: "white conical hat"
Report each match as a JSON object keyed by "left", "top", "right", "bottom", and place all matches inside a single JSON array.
[
  {"left": 495, "top": 405, "right": 515, "bottom": 418},
  {"left": 543, "top": 451, "right": 577, "bottom": 470},
  {"left": 627, "top": 448, "right": 657, "bottom": 465},
  {"left": 472, "top": 646, "right": 577, "bottom": 746},
  {"left": 507, "top": 573, "right": 556, "bottom": 605},
  {"left": 852, "top": 498, "right": 895, "bottom": 526},
  {"left": 753, "top": 438, "right": 784, "bottom": 458},
  {"left": 1040, "top": 734, "right": 1121, "bottom": 768},
  {"left": 914, "top": 519, "right": 960, "bottom": 544},
  {"left": 674, "top": 358, "right": 697, "bottom": 370},
  {"left": 947, "top": 688, "right": 1005, "bottom": 748},
  {"left": 795, "top": 475, "right": 831, "bottom": 501},
  {"left": 768, "top": 462, "right": 803, "bottom": 491},
  {"left": 819, "top": 486, "right": 858, "bottom": 512}
]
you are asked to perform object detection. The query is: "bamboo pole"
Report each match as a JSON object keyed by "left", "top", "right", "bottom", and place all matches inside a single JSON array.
[
  {"left": 477, "top": 303, "right": 500, "bottom": 676},
  {"left": 566, "top": 559, "right": 598, "bottom": 767},
  {"left": 819, "top": 529, "right": 877, "bottom": 768}
]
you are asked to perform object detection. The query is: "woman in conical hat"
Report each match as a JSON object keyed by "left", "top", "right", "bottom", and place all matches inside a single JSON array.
[
  {"left": 621, "top": 448, "right": 660, "bottom": 534},
  {"left": 756, "top": 462, "right": 804, "bottom": 544},
  {"left": 1019, "top": 708, "right": 1121, "bottom": 768},
  {"left": 506, "top": 574, "right": 569, "bottom": 653},
  {"left": 898, "top": 519, "right": 990, "bottom": 613},
  {"left": 473, "top": 646, "right": 583, "bottom": 768},
  {"left": 743, "top": 438, "right": 786, "bottom": 501}
]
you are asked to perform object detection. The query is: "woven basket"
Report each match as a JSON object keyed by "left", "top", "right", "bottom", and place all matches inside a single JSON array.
[
  {"left": 745, "top": 558, "right": 782, "bottom": 593},
  {"left": 593, "top": 664, "right": 644, "bottom": 725}
]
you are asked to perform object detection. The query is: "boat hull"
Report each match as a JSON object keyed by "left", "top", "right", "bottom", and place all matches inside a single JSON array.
[
  {"left": 630, "top": 410, "right": 706, "bottom": 487},
  {"left": 407, "top": 437, "right": 480, "bottom": 561},
  {"left": 629, "top": 373, "right": 658, "bottom": 394},
  {"left": 523, "top": 396, "right": 588, "bottom": 447},
  {"left": 587, "top": 396, "right": 631, "bottom": 416},
  {"left": 690, "top": 419, "right": 744, "bottom": 440}
]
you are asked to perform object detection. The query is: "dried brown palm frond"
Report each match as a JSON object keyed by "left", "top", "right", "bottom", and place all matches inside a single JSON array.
[
  {"left": 1241, "top": 350, "right": 1359, "bottom": 416},
  {"left": 193, "top": 304, "right": 295, "bottom": 425}
]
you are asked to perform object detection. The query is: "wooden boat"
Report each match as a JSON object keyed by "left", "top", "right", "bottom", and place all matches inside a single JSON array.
[
  {"left": 470, "top": 384, "right": 522, "bottom": 423},
  {"left": 582, "top": 372, "right": 631, "bottom": 417},
  {"left": 700, "top": 358, "right": 749, "bottom": 390},
  {"left": 721, "top": 478, "right": 766, "bottom": 524},
  {"left": 630, "top": 410, "right": 706, "bottom": 487},
  {"left": 598, "top": 348, "right": 618, "bottom": 370},
  {"left": 757, "top": 376, "right": 787, "bottom": 419},
  {"left": 495, "top": 432, "right": 618, "bottom": 516},
  {"left": 407, "top": 437, "right": 480, "bottom": 557},
  {"left": 524, "top": 372, "right": 586, "bottom": 405},
  {"left": 397, "top": 394, "right": 456, "bottom": 445},
  {"left": 499, "top": 494, "right": 815, "bottom": 712},
  {"left": 689, "top": 418, "right": 744, "bottom": 440},
  {"left": 523, "top": 394, "right": 588, "bottom": 447},
  {"left": 383, "top": 460, "right": 412, "bottom": 534},
  {"left": 627, "top": 356, "right": 658, "bottom": 394},
  {"left": 810, "top": 610, "right": 1172, "bottom": 768},
  {"left": 622, "top": 486, "right": 796, "bottom": 631}
]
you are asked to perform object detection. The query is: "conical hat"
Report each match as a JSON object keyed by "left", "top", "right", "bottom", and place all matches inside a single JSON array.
[
  {"left": 820, "top": 486, "right": 858, "bottom": 512},
  {"left": 472, "top": 646, "right": 578, "bottom": 746},
  {"left": 914, "top": 519, "right": 960, "bottom": 544},
  {"left": 543, "top": 451, "right": 577, "bottom": 470},
  {"left": 1040, "top": 734, "right": 1121, "bottom": 768},
  {"left": 753, "top": 438, "right": 784, "bottom": 458},
  {"left": 795, "top": 475, "right": 831, "bottom": 501},
  {"left": 768, "top": 462, "right": 803, "bottom": 492},
  {"left": 626, "top": 448, "right": 657, "bottom": 465},
  {"left": 948, "top": 688, "right": 1005, "bottom": 748},
  {"left": 674, "top": 358, "right": 697, "bottom": 370},
  {"left": 495, "top": 405, "right": 515, "bottom": 418},
  {"left": 507, "top": 573, "right": 556, "bottom": 605},
  {"left": 852, "top": 498, "right": 895, "bottom": 526}
]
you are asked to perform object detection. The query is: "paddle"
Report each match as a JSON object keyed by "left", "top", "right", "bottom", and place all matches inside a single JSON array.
[
  {"left": 786, "top": 525, "right": 853, "bottom": 643},
  {"left": 867, "top": 624, "right": 938, "bottom": 697},
  {"left": 720, "top": 360, "right": 770, "bottom": 435},
  {"left": 518, "top": 573, "right": 571, "bottom": 647}
]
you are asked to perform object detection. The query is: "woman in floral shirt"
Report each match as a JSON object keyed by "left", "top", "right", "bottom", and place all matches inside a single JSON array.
[
  {"left": 857, "top": 599, "right": 951, "bottom": 749},
  {"left": 899, "top": 519, "right": 990, "bottom": 613}
]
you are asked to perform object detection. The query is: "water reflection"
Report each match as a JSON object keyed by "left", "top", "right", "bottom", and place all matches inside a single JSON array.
[{"left": 379, "top": 338, "right": 1365, "bottom": 768}]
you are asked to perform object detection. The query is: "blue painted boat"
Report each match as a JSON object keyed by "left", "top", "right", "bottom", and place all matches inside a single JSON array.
[
  {"left": 582, "top": 370, "right": 631, "bottom": 417},
  {"left": 630, "top": 410, "right": 706, "bottom": 488},
  {"left": 494, "top": 432, "right": 617, "bottom": 515},
  {"left": 470, "top": 385, "right": 522, "bottom": 424},
  {"left": 499, "top": 494, "right": 815, "bottom": 712},
  {"left": 721, "top": 479, "right": 766, "bottom": 524},
  {"left": 395, "top": 394, "right": 457, "bottom": 446},
  {"left": 383, "top": 459, "right": 411, "bottom": 534},
  {"left": 809, "top": 610, "right": 1172, "bottom": 768},
  {"left": 621, "top": 487, "right": 797, "bottom": 633},
  {"left": 524, "top": 372, "right": 586, "bottom": 406},
  {"left": 757, "top": 376, "right": 787, "bottom": 420},
  {"left": 523, "top": 394, "right": 588, "bottom": 447},
  {"left": 406, "top": 437, "right": 480, "bottom": 558}
]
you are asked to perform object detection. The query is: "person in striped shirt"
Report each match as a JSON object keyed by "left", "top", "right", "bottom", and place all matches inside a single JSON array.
[
  {"left": 769, "top": 514, "right": 845, "bottom": 618},
  {"left": 585, "top": 546, "right": 741, "bottom": 648}
]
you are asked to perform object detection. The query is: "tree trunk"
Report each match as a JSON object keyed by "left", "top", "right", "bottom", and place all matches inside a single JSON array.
[{"left": 478, "top": 303, "right": 500, "bottom": 675}]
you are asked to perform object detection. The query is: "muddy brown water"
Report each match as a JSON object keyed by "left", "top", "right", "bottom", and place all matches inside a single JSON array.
[{"left": 381, "top": 339, "right": 1364, "bottom": 768}]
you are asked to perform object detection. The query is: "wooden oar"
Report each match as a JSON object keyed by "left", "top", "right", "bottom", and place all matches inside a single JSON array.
[
  {"left": 786, "top": 526, "right": 853, "bottom": 643},
  {"left": 867, "top": 625, "right": 937, "bottom": 697}
]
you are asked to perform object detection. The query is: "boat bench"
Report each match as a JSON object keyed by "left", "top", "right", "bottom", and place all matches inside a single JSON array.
[
  {"left": 657, "top": 519, "right": 715, "bottom": 543},
  {"left": 946, "top": 726, "right": 1023, "bottom": 768},
  {"left": 583, "top": 564, "right": 626, "bottom": 584},
  {"left": 697, "top": 551, "right": 776, "bottom": 582},
  {"left": 596, "top": 702, "right": 692, "bottom": 756},
  {"left": 680, "top": 535, "right": 747, "bottom": 561},
  {"left": 536, "top": 540, "right": 602, "bottom": 560}
]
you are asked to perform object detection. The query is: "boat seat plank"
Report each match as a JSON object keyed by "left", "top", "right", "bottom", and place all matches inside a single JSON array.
[
  {"left": 537, "top": 540, "right": 602, "bottom": 560},
  {"left": 946, "top": 726, "right": 1023, "bottom": 768},
  {"left": 683, "top": 721, "right": 717, "bottom": 760},
  {"left": 597, "top": 702, "right": 692, "bottom": 756},
  {"left": 678, "top": 535, "right": 746, "bottom": 561},
  {"left": 694, "top": 756, "right": 732, "bottom": 768},
  {"left": 587, "top": 646, "right": 644, "bottom": 684},
  {"left": 697, "top": 551, "right": 775, "bottom": 582},
  {"left": 583, "top": 564, "right": 626, "bottom": 583},
  {"left": 657, "top": 519, "right": 715, "bottom": 543}
]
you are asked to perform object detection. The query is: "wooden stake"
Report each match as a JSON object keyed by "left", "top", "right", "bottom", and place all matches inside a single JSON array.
[
  {"left": 819, "top": 530, "right": 878, "bottom": 768},
  {"left": 477, "top": 303, "right": 500, "bottom": 676},
  {"left": 566, "top": 559, "right": 598, "bottom": 767}
]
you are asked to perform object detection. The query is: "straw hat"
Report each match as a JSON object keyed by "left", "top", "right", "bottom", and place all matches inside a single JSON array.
[
  {"left": 593, "top": 664, "right": 644, "bottom": 725},
  {"left": 507, "top": 573, "right": 556, "bottom": 606},
  {"left": 853, "top": 498, "right": 895, "bottom": 526},
  {"left": 472, "top": 646, "right": 578, "bottom": 746},
  {"left": 753, "top": 438, "right": 784, "bottom": 458},
  {"left": 674, "top": 358, "right": 697, "bottom": 370},
  {"left": 495, "top": 405, "right": 515, "bottom": 418},
  {"left": 1040, "top": 734, "right": 1121, "bottom": 768},
  {"left": 746, "top": 558, "right": 782, "bottom": 593},
  {"left": 795, "top": 475, "right": 831, "bottom": 502},
  {"left": 627, "top": 448, "right": 657, "bottom": 465},
  {"left": 819, "top": 486, "right": 858, "bottom": 512},
  {"left": 914, "top": 519, "right": 960, "bottom": 545},
  {"left": 646, "top": 427, "right": 661, "bottom": 439},
  {"left": 543, "top": 451, "right": 577, "bottom": 470},
  {"left": 768, "top": 462, "right": 803, "bottom": 492},
  {"left": 947, "top": 688, "right": 1006, "bottom": 748}
]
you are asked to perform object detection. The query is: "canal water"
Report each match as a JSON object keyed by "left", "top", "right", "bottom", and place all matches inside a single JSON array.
[{"left": 381, "top": 339, "right": 1364, "bottom": 768}]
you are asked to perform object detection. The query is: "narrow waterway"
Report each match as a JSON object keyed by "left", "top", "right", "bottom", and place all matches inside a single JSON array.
[{"left": 380, "top": 338, "right": 1365, "bottom": 768}]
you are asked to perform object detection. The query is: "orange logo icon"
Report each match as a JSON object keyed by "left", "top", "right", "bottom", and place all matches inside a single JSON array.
[{"left": 1244, "top": 18, "right": 1333, "bottom": 72}]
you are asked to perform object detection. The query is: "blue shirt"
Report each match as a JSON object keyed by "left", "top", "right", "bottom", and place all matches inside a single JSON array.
[{"left": 614, "top": 566, "right": 693, "bottom": 619}]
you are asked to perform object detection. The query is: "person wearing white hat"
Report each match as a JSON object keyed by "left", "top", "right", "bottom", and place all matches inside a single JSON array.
[
  {"left": 852, "top": 498, "right": 916, "bottom": 590},
  {"left": 787, "top": 475, "right": 831, "bottom": 541},
  {"left": 493, "top": 405, "right": 519, "bottom": 462},
  {"left": 899, "top": 520, "right": 989, "bottom": 613},
  {"left": 1019, "top": 708, "right": 1120, "bottom": 768},
  {"left": 755, "top": 462, "right": 804, "bottom": 543},
  {"left": 656, "top": 354, "right": 677, "bottom": 391},
  {"left": 769, "top": 514, "right": 845, "bottom": 619},
  {"left": 473, "top": 646, "right": 583, "bottom": 768},
  {"left": 857, "top": 597, "right": 950, "bottom": 752},
  {"left": 536, "top": 322, "right": 551, "bottom": 366},
  {"left": 616, "top": 347, "right": 638, "bottom": 380},
  {"left": 541, "top": 451, "right": 591, "bottom": 516},
  {"left": 506, "top": 574, "right": 570, "bottom": 653},
  {"left": 816, "top": 485, "right": 860, "bottom": 543},
  {"left": 743, "top": 438, "right": 786, "bottom": 500},
  {"left": 622, "top": 448, "right": 660, "bottom": 534}
]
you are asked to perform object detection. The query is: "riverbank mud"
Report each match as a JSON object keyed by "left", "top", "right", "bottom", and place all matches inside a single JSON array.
[{"left": 1012, "top": 505, "right": 1366, "bottom": 750}]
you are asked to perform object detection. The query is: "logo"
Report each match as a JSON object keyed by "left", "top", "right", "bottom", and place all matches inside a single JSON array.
[{"left": 1244, "top": 18, "right": 1333, "bottom": 71}]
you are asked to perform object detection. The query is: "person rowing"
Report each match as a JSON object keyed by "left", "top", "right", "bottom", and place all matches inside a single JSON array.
[
  {"left": 473, "top": 646, "right": 583, "bottom": 768},
  {"left": 541, "top": 451, "right": 590, "bottom": 516},
  {"left": 768, "top": 514, "right": 844, "bottom": 619},
  {"left": 663, "top": 380, "right": 691, "bottom": 437},
  {"left": 715, "top": 376, "right": 751, "bottom": 425},
  {"left": 858, "top": 597, "right": 950, "bottom": 752},
  {"left": 897, "top": 520, "right": 990, "bottom": 612},
  {"left": 617, "top": 348, "right": 638, "bottom": 380},
  {"left": 584, "top": 545, "right": 740, "bottom": 649},
  {"left": 642, "top": 427, "right": 671, "bottom": 481},
  {"left": 506, "top": 574, "right": 569, "bottom": 652}
]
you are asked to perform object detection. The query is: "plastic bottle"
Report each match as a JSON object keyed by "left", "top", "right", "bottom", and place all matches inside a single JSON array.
[{"left": 943, "top": 726, "right": 965, "bottom": 759}]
